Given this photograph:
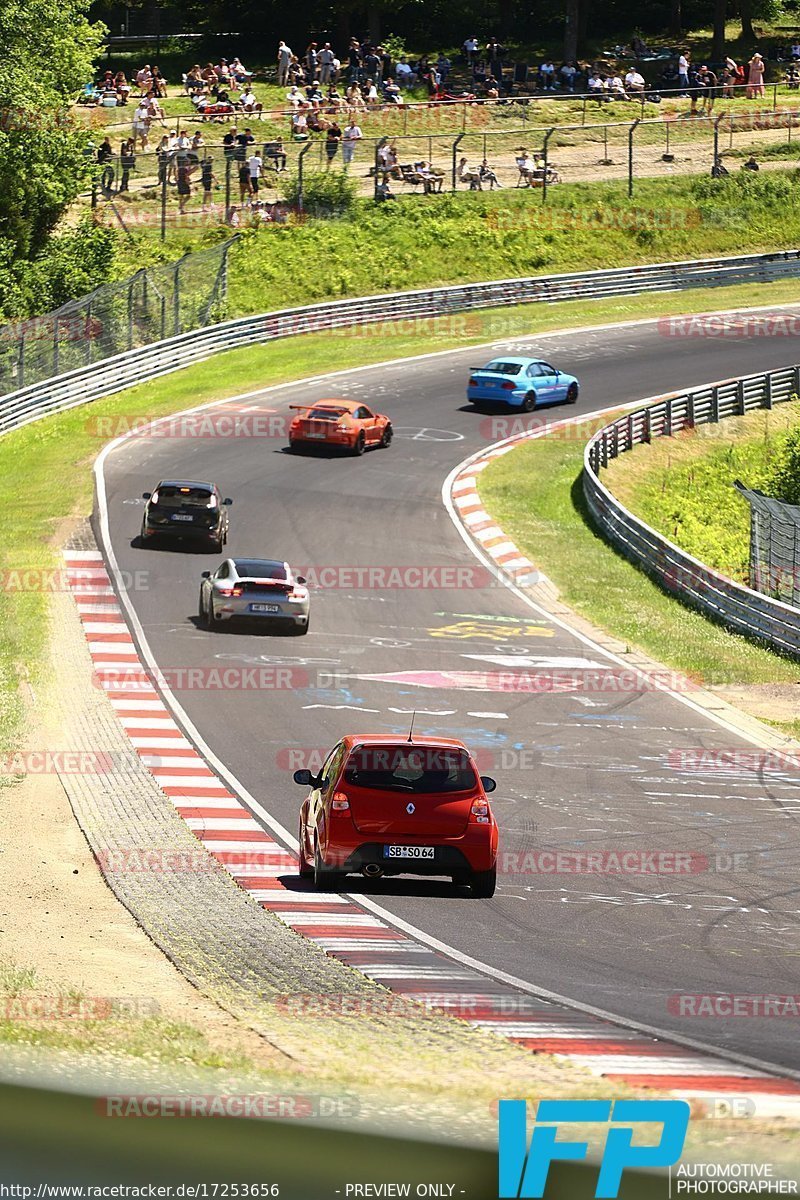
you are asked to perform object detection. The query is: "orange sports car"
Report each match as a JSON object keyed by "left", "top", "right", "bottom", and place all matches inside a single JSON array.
[{"left": 288, "top": 399, "right": 393, "bottom": 455}]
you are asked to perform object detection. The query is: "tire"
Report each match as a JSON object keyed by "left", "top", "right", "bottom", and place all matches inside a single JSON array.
[
  {"left": 567, "top": 382, "right": 579, "bottom": 404},
  {"left": 352, "top": 432, "right": 366, "bottom": 456},
  {"left": 522, "top": 391, "right": 537, "bottom": 413},
  {"left": 292, "top": 617, "right": 309, "bottom": 636},
  {"left": 298, "top": 822, "right": 314, "bottom": 878},
  {"left": 314, "top": 840, "right": 345, "bottom": 891},
  {"left": 198, "top": 591, "right": 211, "bottom": 629},
  {"left": 210, "top": 534, "right": 224, "bottom": 554},
  {"left": 451, "top": 871, "right": 470, "bottom": 887},
  {"left": 380, "top": 424, "right": 393, "bottom": 448},
  {"left": 288, "top": 440, "right": 300, "bottom": 453},
  {"left": 470, "top": 867, "right": 497, "bottom": 898}
]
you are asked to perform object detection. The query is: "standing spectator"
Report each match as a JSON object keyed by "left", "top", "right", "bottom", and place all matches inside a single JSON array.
[
  {"left": 325, "top": 120, "right": 342, "bottom": 164},
  {"left": 200, "top": 157, "right": 216, "bottom": 209},
  {"left": 223, "top": 127, "right": 238, "bottom": 163},
  {"left": 119, "top": 138, "right": 135, "bottom": 191},
  {"left": 747, "top": 52, "right": 765, "bottom": 98},
  {"left": 697, "top": 64, "right": 718, "bottom": 112},
  {"left": 176, "top": 159, "right": 192, "bottom": 213},
  {"left": 277, "top": 41, "right": 293, "bottom": 86},
  {"left": 363, "top": 46, "right": 381, "bottom": 80},
  {"left": 238, "top": 158, "right": 252, "bottom": 201},
  {"left": 463, "top": 36, "right": 479, "bottom": 68},
  {"left": 437, "top": 53, "right": 451, "bottom": 83},
  {"left": 236, "top": 127, "right": 256, "bottom": 158},
  {"left": 97, "top": 136, "right": 114, "bottom": 195},
  {"left": 319, "top": 43, "right": 335, "bottom": 84},
  {"left": 156, "top": 134, "right": 171, "bottom": 186},
  {"left": 486, "top": 37, "right": 504, "bottom": 71},
  {"left": 379, "top": 45, "right": 392, "bottom": 80},
  {"left": 347, "top": 38, "right": 362, "bottom": 83},
  {"left": 341, "top": 117, "right": 362, "bottom": 166},
  {"left": 677, "top": 50, "right": 690, "bottom": 95},
  {"left": 248, "top": 151, "right": 263, "bottom": 194},
  {"left": 132, "top": 99, "right": 150, "bottom": 150},
  {"left": 306, "top": 42, "right": 319, "bottom": 81},
  {"left": 395, "top": 57, "right": 414, "bottom": 88}
]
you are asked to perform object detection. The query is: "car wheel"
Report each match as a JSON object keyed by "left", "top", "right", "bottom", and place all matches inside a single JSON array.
[
  {"left": 567, "top": 382, "right": 579, "bottom": 404},
  {"left": 352, "top": 432, "right": 366, "bottom": 456},
  {"left": 298, "top": 822, "right": 314, "bottom": 878},
  {"left": 451, "top": 871, "right": 470, "bottom": 887},
  {"left": 380, "top": 424, "right": 393, "bottom": 448},
  {"left": 288, "top": 440, "right": 300, "bottom": 453},
  {"left": 198, "top": 591, "right": 211, "bottom": 629},
  {"left": 291, "top": 618, "right": 309, "bottom": 636},
  {"left": 314, "top": 840, "right": 345, "bottom": 891},
  {"left": 470, "top": 867, "right": 497, "bottom": 898},
  {"left": 522, "top": 391, "right": 537, "bottom": 413}
]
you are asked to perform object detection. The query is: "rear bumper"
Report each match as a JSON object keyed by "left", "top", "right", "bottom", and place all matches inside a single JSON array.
[
  {"left": 467, "top": 387, "right": 526, "bottom": 406},
  {"left": 213, "top": 600, "right": 309, "bottom": 623},
  {"left": 290, "top": 432, "right": 354, "bottom": 449},
  {"left": 142, "top": 522, "right": 222, "bottom": 541},
  {"left": 322, "top": 827, "right": 497, "bottom": 875}
]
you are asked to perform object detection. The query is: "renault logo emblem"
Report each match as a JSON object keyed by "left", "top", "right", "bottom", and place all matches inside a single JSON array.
[{"left": 406, "top": 802, "right": 415, "bottom": 815}]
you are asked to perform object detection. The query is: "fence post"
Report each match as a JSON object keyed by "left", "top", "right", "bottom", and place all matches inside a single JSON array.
[
  {"left": 713, "top": 112, "right": 725, "bottom": 174},
  {"left": 541, "top": 126, "right": 555, "bottom": 205},
  {"left": 581, "top": 95, "right": 587, "bottom": 126},
  {"left": 160, "top": 169, "right": 167, "bottom": 243},
  {"left": 128, "top": 277, "right": 135, "bottom": 351},
  {"left": 627, "top": 118, "right": 640, "bottom": 198},
  {"left": 225, "top": 156, "right": 231, "bottom": 217},
  {"left": 297, "top": 140, "right": 312, "bottom": 215},
  {"left": 451, "top": 132, "right": 465, "bottom": 191},
  {"left": 173, "top": 258, "right": 182, "bottom": 336},
  {"left": 85, "top": 300, "right": 93, "bottom": 364}
]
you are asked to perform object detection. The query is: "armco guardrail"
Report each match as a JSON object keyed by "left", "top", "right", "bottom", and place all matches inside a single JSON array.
[
  {"left": 583, "top": 363, "right": 800, "bottom": 658},
  {"left": 2, "top": 248, "right": 800, "bottom": 436}
]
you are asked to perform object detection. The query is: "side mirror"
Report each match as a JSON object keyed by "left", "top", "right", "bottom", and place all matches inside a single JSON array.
[
  {"left": 223, "top": 497, "right": 233, "bottom": 505},
  {"left": 293, "top": 768, "right": 312, "bottom": 786},
  {"left": 142, "top": 492, "right": 151, "bottom": 499},
  {"left": 201, "top": 571, "right": 211, "bottom": 579},
  {"left": 296, "top": 575, "right": 307, "bottom": 585},
  {"left": 480, "top": 775, "right": 497, "bottom": 793}
]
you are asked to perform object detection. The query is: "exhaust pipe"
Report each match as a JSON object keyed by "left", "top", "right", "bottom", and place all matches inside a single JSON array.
[{"left": 362, "top": 863, "right": 383, "bottom": 878}]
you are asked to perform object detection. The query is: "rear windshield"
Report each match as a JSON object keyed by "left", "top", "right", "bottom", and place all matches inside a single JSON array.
[
  {"left": 153, "top": 486, "right": 214, "bottom": 508},
  {"left": 303, "top": 407, "right": 347, "bottom": 420},
  {"left": 343, "top": 746, "right": 477, "bottom": 793},
  {"left": 234, "top": 561, "right": 287, "bottom": 579},
  {"left": 483, "top": 361, "right": 522, "bottom": 375}
]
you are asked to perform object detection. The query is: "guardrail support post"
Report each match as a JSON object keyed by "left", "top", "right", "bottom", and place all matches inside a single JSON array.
[
  {"left": 765, "top": 374, "right": 773, "bottom": 410},
  {"left": 451, "top": 132, "right": 465, "bottom": 192},
  {"left": 794, "top": 365, "right": 800, "bottom": 397},
  {"left": 687, "top": 394, "right": 695, "bottom": 429},
  {"left": 128, "top": 278, "right": 135, "bottom": 351},
  {"left": 711, "top": 386, "right": 719, "bottom": 423},
  {"left": 644, "top": 406, "right": 652, "bottom": 442},
  {"left": 737, "top": 378, "right": 746, "bottom": 415},
  {"left": 666, "top": 396, "right": 673, "bottom": 435},
  {"left": 53, "top": 317, "right": 59, "bottom": 375},
  {"left": 16, "top": 332, "right": 24, "bottom": 389}
]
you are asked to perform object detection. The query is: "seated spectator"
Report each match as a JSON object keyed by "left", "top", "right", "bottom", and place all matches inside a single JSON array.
[
  {"left": 479, "top": 159, "right": 501, "bottom": 189},
  {"left": 587, "top": 72, "right": 606, "bottom": 99},
  {"left": 538, "top": 59, "right": 556, "bottom": 91},
  {"left": 185, "top": 65, "right": 205, "bottom": 94},
  {"left": 515, "top": 148, "right": 535, "bottom": 182},
  {"left": 483, "top": 73, "right": 500, "bottom": 99},
  {"left": 264, "top": 139, "right": 287, "bottom": 171},
  {"left": 291, "top": 106, "right": 309, "bottom": 137},
  {"left": 240, "top": 87, "right": 262, "bottom": 114},
  {"left": 458, "top": 156, "right": 482, "bottom": 189},
  {"left": 559, "top": 61, "right": 577, "bottom": 92},
  {"left": 151, "top": 65, "right": 167, "bottom": 97},
  {"left": 288, "top": 56, "right": 306, "bottom": 85},
  {"left": 215, "top": 59, "right": 232, "bottom": 87},
  {"left": 201, "top": 63, "right": 218, "bottom": 90},
  {"left": 135, "top": 64, "right": 152, "bottom": 93},
  {"left": 742, "top": 154, "right": 759, "bottom": 170},
  {"left": 306, "top": 81, "right": 324, "bottom": 102},
  {"left": 307, "top": 103, "right": 328, "bottom": 132},
  {"left": 230, "top": 57, "right": 252, "bottom": 84},
  {"left": 793, "top": 42, "right": 800, "bottom": 59},
  {"left": 607, "top": 74, "right": 626, "bottom": 99},
  {"left": 382, "top": 77, "right": 402, "bottom": 103},
  {"left": 363, "top": 78, "right": 380, "bottom": 105},
  {"left": 375, "top": 179, "right": 396, "bottom": 201},
  {"left": 395, "top": 57, "right": 415, "bottom": 87},
  {"left": 285, "top": 85, "right": 303, "bottom": 107},
  {"left": 631, "top": 33, "right": 650, "bottom": 57},
  {"left": 345, "top": 83, "right": 366, "bottom": 109},
  {"left": 624, "top": 67, "right": 646, "bottom": 95},
  {"left": 437, "top": 54, "right": 451, "bottom": 82},
  {"left": 787, "top": 64, "right": 800, "bottom": 89},
  {"left": 114, "top": 72, "right": 131, "bottom": 103},
  {"left": 415, "top": 159, "right": 444, "bottom": 193}
]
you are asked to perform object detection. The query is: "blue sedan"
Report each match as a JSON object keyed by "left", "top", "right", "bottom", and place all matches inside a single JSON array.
[{"left": 467, "top": 357, "right": 580, "bottom": 412}]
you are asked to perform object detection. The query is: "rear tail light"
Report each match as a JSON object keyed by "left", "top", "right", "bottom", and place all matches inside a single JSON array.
[
  {"left": 470, "top": 800, "right": 490, "bottom": 824},
  {"left": 501, "top": 381, "right": 516, "bottom": 391},
  {"left": 331, "top": 793, "right": 350, "bottom": 812},
  {"left": 288, "top": 589, "right": 306, "bottom": 602},
  {"left": 232, "top": 586, "right": 243, "bottom": 597},
  {"left": 468, "top": 377, "right": 478, "bottom": 387},
  {"left": 217, "top": 587, "right": 243, "bottom": 597}
]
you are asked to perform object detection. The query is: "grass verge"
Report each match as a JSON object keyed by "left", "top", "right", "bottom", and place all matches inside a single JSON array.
[
  {"left": 478, "top": 414, "right": 800, "bottom": 693},
  {"left": 3, "top": 278, "right": 800, "bottom": 757}
]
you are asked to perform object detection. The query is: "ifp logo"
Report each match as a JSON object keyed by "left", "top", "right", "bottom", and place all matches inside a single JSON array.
[{"left": 498, "top": 1099, "right": 690, "bottom": 1198}]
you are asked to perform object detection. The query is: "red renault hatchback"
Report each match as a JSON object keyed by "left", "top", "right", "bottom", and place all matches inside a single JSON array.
[{"left": 294, "top": 735, "right": 498, "bottom": 897}]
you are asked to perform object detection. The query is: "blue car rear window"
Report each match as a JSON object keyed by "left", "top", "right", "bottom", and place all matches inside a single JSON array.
[{"left": 483, "top": 361, "right": 522, "bottom": 375}]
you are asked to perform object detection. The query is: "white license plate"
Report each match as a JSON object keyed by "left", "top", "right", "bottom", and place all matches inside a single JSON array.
[
  {"left": 305, "top": 431, "right": 327, "bottom": 439},
  {"left": 171, "top": 513, "right": 194, "bottom": 522},
  {"left": 383, "top": 845, "right": 435, "bottom": 859},
  {"left": 250, "top": 603, "right": 281, "bottom": 613}
]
